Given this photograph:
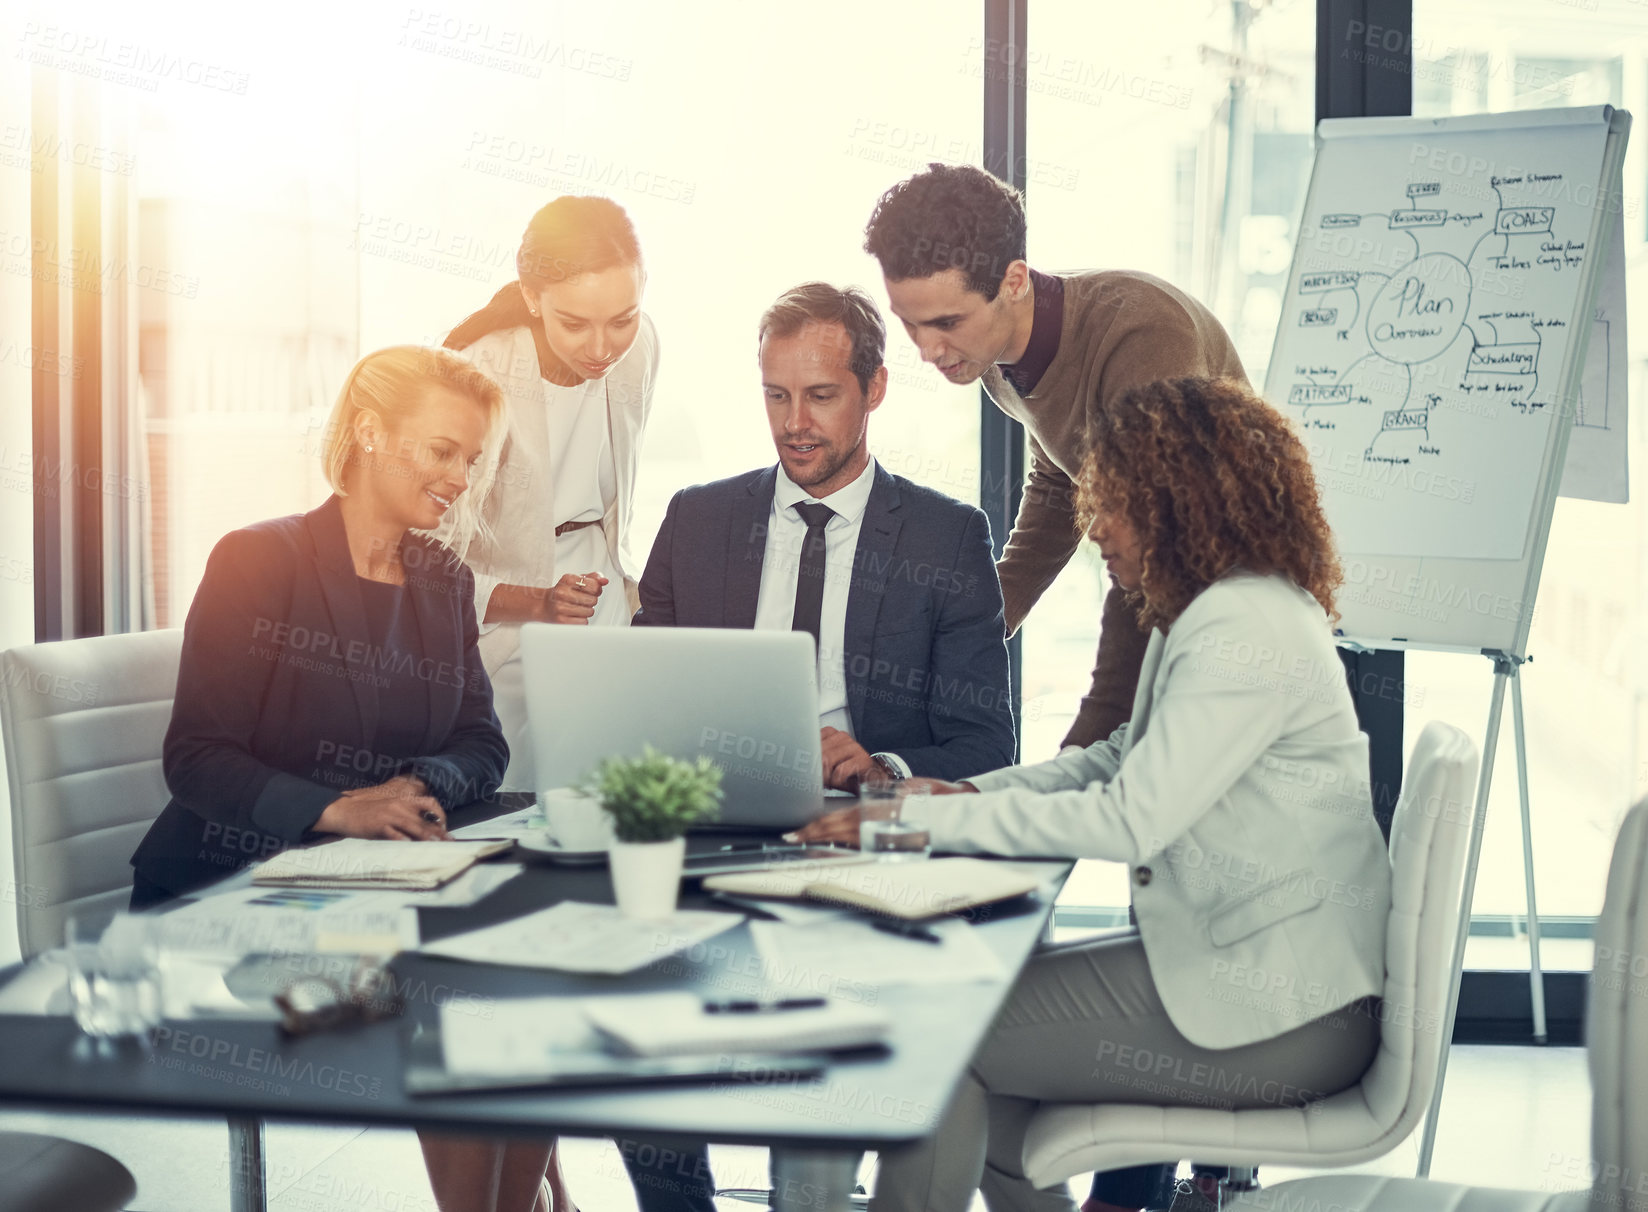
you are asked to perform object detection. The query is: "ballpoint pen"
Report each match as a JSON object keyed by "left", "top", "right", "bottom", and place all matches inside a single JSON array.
[
  {"left": 868, "top": 919, "right": 943, "bottom": 944},
  {"left": 702, "top": 997, "right": 828, "bottom": 1014}
]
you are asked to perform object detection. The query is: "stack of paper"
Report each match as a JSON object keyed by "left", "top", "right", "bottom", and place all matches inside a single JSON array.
[
  {"left": 440, "top": 999, "right": 602, "bottom": 1075},
  {"left": 705, "top": 856, "right": 1040, "bottom": 920},
  {"left": 449, "top": 805, "right": 542, "bottom": 840},
  {"left": 250, "top": 839, "right": 512, "bottom": 890},
  {"left": 582, "top": 992, "right": 890, "bottom": 1057},
  {"left": 158, "top": 885, "right": 420, "bottom": 958},
  {"left": 418, "top": 901, "right": 743, "bottom": 975},
  {"left": 749, "top": 917, "right": 1006, "bottom": 988}
]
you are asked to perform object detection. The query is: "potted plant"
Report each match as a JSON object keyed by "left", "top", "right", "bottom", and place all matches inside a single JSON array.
[{"left": 584, "top": 747, "right": 723, "bottom": 918}]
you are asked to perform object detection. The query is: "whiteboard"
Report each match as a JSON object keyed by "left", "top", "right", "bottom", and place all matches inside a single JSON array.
[{"left": 1264, "top": 106, "right": 1630, "bottom": 655}]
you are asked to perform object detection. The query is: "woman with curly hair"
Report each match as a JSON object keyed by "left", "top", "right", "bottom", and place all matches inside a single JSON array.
[{"left": 797, "top": 377, "right": 1392, "bottom": 1212}]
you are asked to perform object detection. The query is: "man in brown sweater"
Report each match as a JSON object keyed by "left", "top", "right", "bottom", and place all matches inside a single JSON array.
[
  {"left": 865, "top": 163, "right": 1249, "bottom": 751},
  {"left": 866, "top": 164, "right": 1251, "bottom": 1212}
]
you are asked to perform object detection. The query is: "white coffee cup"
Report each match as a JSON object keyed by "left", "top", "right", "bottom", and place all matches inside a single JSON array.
[{"left": 539, "top": 788, "right": 614, "bottom": 852}]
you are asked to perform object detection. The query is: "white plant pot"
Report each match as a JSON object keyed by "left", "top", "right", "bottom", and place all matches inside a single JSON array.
[{"left": 608, "top": 837, "right": 686, "bottom": 920}]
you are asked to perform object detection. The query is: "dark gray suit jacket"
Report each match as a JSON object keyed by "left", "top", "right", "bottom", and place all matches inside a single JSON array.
[
  {"left": 130, "top": 496, "right": 507, "bottom": 898},
  {"left": 633, "top": 464, "right": 1015, "bottom": 780}
]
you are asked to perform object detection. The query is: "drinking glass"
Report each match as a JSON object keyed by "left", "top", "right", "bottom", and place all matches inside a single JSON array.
[
  {"left": 858, "top": 774, "right": 931, "bottom": 861},
  {"left": 63, "top": 911, "right": 163, "bottom": 1040}
]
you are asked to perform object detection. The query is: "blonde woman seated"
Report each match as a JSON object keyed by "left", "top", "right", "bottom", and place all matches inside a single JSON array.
[
  {"left": 796, "top": 377, "right": 1392, "bottom": 1212},
  {"left": 130, "top": 346, "right": 507, "bottom": 904}
]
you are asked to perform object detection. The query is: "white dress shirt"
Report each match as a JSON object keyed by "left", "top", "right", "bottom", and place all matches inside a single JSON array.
[{"left": 752, "top": 459, "right": 878, "bottom": 738}]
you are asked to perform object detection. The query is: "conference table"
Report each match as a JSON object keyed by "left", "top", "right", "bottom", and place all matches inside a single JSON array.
[{"left": 0, "top": 795, "right": 1073, "bottom": 1212}]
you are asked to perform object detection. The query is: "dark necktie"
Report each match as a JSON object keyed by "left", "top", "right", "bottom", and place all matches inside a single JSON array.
[{"left": 790, "top": 501, "right": 835, "bottom": 652}]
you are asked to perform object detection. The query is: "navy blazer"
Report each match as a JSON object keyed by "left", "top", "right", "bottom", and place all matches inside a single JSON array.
[
  {"left": 633, "top": 464, "right": 1015, "bottom": 781},
  {"left": 130, "top": 496, "right": 508, "bottom": 897}
]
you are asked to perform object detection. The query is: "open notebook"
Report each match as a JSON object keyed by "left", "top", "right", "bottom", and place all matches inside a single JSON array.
[
  {"left": 249, "top": 839, "right": 513, "bottom": 891},
  {"left": 703, "top": 856, "right": 1042, "bottom": 921}
]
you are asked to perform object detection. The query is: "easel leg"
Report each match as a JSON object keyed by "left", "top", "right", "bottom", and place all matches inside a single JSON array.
[
  {"left": 1510, "top": 670, "right": 1547, "bottom": 1044},
  {"left": 1417, "top": 660, "right": 1510, "bottom": 1177}
]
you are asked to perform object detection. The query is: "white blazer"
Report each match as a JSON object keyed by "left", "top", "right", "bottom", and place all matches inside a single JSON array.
[
  {"left": 901, "top": 571, "right": 1391, "bottom": 1050},
  {"left": 444, "top": 317, "right": 658, "bottom": 623}
]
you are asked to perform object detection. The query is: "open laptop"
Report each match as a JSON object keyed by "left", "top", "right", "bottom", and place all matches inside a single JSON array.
[{"left": 519, "top": 625, "right": 830, "bottom": 831}]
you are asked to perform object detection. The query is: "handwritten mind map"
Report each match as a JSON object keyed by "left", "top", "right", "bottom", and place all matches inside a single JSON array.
[{"left": 1271, "top": 123, "right": 1611, "bottom": 559}]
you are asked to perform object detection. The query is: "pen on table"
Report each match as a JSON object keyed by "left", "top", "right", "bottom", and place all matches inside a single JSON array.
[
  {"left": 702, "top": 997, "right": 827, "bottom": 1014},
  {"left": 869, "top": 919, "right": 943, "bottom": 945}
]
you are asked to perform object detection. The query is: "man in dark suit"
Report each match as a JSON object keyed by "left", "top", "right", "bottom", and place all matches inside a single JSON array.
[
  {"left": 633, "top": 280, "right": 1014, "bottom": 789},
  {"left": 619, "top": 283, "right": 1014, "bottom": 1212}
]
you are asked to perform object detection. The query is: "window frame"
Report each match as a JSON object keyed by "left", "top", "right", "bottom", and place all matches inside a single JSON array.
[{"left": 31, "top": 0, "right": 1578, "bottom": 1042}]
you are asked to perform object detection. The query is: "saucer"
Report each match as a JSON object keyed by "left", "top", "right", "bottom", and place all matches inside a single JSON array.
[{"left": 515, "top": 834, "right": 609, "bottom": 866}]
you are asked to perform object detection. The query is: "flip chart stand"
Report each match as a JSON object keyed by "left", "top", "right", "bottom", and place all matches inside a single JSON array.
[{"left": 1416, "top": 648, "right": 1545, "bottom": 1177}]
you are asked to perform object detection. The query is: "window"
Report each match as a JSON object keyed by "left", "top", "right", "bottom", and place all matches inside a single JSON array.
[
  {"left": 351, "top": 1, "right": 982, "bottom": 562},
  {"left": 1408, "top": 0, "right": 1648, "bottom": 970},
  {"left": 56, "top": 1, "right": 984, "bottom": 631},
  {"left": 118, "top": 6, "right": 361, "bottom": 626},
  {"left": 1021, "top": 0, "right": 1318, "bottom": 913},
  {"left": 0, "top": 56, "right": 32, "bottom": 649}
]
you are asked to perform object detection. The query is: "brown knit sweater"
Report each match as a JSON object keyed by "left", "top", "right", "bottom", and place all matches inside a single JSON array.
[{"left": 983, "top": 269, "right": 1249, "bottom": 746}]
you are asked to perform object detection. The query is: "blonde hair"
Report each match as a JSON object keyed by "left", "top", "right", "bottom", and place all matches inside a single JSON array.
[
  {"left": 320, "top": 345, "right": 504, "bottom": 549},
  {"left": 322, "top": 346, "right": 502, "bottom": 493}
]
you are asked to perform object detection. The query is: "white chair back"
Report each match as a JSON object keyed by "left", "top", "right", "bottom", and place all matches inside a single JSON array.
[
  {"left": 1022, "top": 719, "right": 1480, "bottom": 1183},
  {"left": 1347, "top": 719, "right": 1481, "bottom": 1143},
  {"left": 1226, "top": 796, "right": 1647, "bottom": 1212},
  {"left": 1588, "top": 797, "right": 1648, "bottom": 1212},
  {"left": 0, "top": 630, "right": 182, "bottom": 957}
]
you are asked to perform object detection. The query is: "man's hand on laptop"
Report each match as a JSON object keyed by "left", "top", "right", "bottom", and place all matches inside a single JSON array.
[{"left": 820, "top": 726, "right": 881, "bottom": 791}]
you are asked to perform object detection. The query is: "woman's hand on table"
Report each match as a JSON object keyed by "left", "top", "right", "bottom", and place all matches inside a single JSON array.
[
  {"left": 785, "top": 778, "right": 978, "bottom": 846},
  {"left": 315, "top": 775, "right": 449, "bottom": 840}
]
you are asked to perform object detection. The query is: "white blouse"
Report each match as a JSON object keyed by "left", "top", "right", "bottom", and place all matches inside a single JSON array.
[
  {"left": 543, "top": 376, "right": 626, "bottom": 627},
  {"left": 440, "top": 316, "right": 659, "bottom": 631}
]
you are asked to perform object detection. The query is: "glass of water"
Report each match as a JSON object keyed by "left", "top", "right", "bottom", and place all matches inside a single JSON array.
[
  {"left": 857, "top": 774, "right": 932, "bottom": 861},
  {"left": 63, "top": 911, "right": 163, "bottom": 1042}
]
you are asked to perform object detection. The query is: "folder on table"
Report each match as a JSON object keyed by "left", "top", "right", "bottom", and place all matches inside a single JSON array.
[
  {"left": 703, "top": 856, "right": 1041, "bottom": 921},
  {"left": 403, "top": 1001, "right": 833, "bottom": 1095}
]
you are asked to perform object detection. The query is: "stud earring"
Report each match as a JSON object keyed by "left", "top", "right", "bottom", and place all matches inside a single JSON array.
[{"left": 365, "top": 444, "right": 374, "bottom": 453}]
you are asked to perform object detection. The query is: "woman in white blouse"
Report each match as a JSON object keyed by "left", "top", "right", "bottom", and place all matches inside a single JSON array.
[
  {"left": 422, "top": 196, "right": 656, "bottom": 1212},
  {"left": 797, "top": 376, "right": 1393, "bottom": 1212},
  {"left": 439, "top": 194, "right": 658, "bottom": 793}
]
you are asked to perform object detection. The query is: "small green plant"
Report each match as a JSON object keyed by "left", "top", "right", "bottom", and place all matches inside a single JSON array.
[{"left": 583, "top": 747, "right": 724, "bottom": 843}]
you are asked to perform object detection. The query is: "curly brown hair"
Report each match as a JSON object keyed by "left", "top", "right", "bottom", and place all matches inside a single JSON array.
[{"left": 1075, "top": 377, "right": 1342, "bottom": 631}]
